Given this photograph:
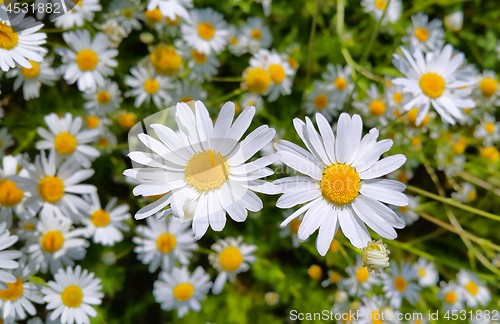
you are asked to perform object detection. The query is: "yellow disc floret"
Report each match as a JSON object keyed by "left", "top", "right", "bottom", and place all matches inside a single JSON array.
[
  {"left": 0, "top": 278, "right": 24, "bottom": 301},
  {"left": 90, "top": 209, "right": 111, "bottom": 227},
  {"left": 54, "top": 132, "right": 78, "bottom": 155},
  {"left": 185, "top": 150, "right": 229, "bottom": 192},
  {"left": 368, "top": 99, "right": 386, "bottom": 116},
  {"left": 150, "top": 45, "right": 182, "bottom": 76},
  {"left": 143, "top": 78, "right": 160, "bottom": 94},
  {"left": 314, "top": 94, "right": 328, "bottom": 110},
  {"left": 38, "top": 176, "right": 65, "bottom": 203},
  {"left": 96, "top": 91, "right": 111, "bottom": 105},
  {"left": 0, "top": 179, "right": 24, "bottom": 207},
  {"left": 156, "top": 233, "right": 177, "bottom": 254},
  {"left": 173, "top": 283, "right": 194, "bottom": 302},
  {"left": 465, "top": 281, "right": 478, "bottom": 296},
  {"left": 219, "top": 246, "right": 243, "bottom": 272},
  {"left": 0, "top": 23, "right": 19, "bottom": 50},
  {"left": 244, "top": 67, "right": 271, "bottom": 94},
  {"left": 334, "top": 77, "right": 347, "bottom": 91},
  {"left": 191, "top": 49, "right": 207, "bottom": 64},
  {"left": 414, "top": 27, "right": 429, "bottom": 42},
  {"left": 394, "top": 276, "right": 407, "bottom": 292},
  {"left": 320, "top": 164, "right": 360, "bottom": 206},
  {"left": 76, "top": 49, "right": 99, "bottom": 71},
  {"left": 21, "top": 61, "right": 41, "bottom": 79},
  {"left": 419, "top": 72, "right": 446, "bottom": 99},
  {"left": 197, "top": 22, "right": 216, "bottom": 40},
  {"left": 479, "top": 77, "right": 498, "bottom": 98},
  {"left": 355, "top": 267, "right": 369, "bottom": 283},
  {"left": 268, "top": 64, "right": 286, "bottom": 84},
  {"left": 41, "top": 230, "right": 65, "bottom": 253},
  {"left": 61, "top": 285, "right": 83, "bottom": 307}
]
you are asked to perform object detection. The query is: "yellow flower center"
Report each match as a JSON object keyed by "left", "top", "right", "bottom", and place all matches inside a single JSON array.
[
  {"left": 314, "top": 94, "right": 328, "bottom": 110},
  {"left": 96, "top": 91, "right": 111, "bottom": 105},
  {"left": 21, "top": 61, "right": 41, "bottom": 79},
  {"left": 465, "top": 281, "right": 479, "bottom": 296},
  {"left": 76, "top": 49, "right": 99, "bottom": 71},
  {"left": 118, "top": 112, "right": 136, "bottom": 129},
  {"left": 250, "top": 28, "right": 262, "bottom": 40},
  {"left": 289, "top": 218, "right": 301, "bottom": 234},
  {"left": 419, "top": 72, "right": 446, "bottom": 99},
  {"left": 407, "top": 107, "right": 429, "bottom": 127},
  {"left": 288, "top": 57, "right": 298, "bottom": 69},
  {"left": 394, "top": 275, "right": 407, "bottom": 292},
  {"left": 244, "top": 67, "right": 271, "bottom": 94},
  {"left": 61, "top": 285, "right": 83, "bottom": 308},
  {"left": 85, "top": 116, "right": 100, "bottom": 129},
  {"left": 23, "top": 222, "right": 36, "bottom": 231},
  {"left": 145, "top": 8, "right": 163, "bottom": 23},
  {"left": 371, "top": 310, "right": 383, "bottom": 324},
  {"left": 150, "top": 45, "right": 182, "bottom": 76},
  {"left": 466, "top": 190, "right": 477, "bottom": 202},
  {"left": 268, "top": 64, "right": 286, "bottom": 84},
  {"left": 418, "top": 268, "right": 426, "bottom": 277},
  {"left": 355, "top": 267, "right": 369, "bottom": 283},
  {"left": 173, "top": 282, "right": 194, "bottom": 302},
  {"left": 166, "top": 16, "right": 180, "bottom": 26},
  {"left": 330, "top": 272, "right": 341, "bottom": 283},
  {"left": 451, "top": 136, "right": 467, "bottom": 154},
  {"left": 90, "top": 209, "right": 111, "bottom": 227},
  {"left": 38, "top": 176, "right": 65, "bottom": 203},
  {"left": 143, "top": 78, "right": 160, "bottom": 95},
  {"left": 411, "top": 136, "right": 421, "bottom": 147},
  {"left": 480, "top": 146, "right": 499, "bottom": 162},
  {"left": 230, "top": 36, "right": 238, "bottom": 46},
  {"left": 334, "top": 77, "right": 347, "bottom": 91},
  {"left": 54, "top": 132, "right": 78, "bottom": 155},
  {"left": 219, "top": 246, "right": 243, "bottom": 272},
  {"left": 444, "top": 291, "right": 457, "bottom": 304},
  {"left": 122, "top": 9, "right": 133, "bottom": 18},
  {"left": 0, "top": 179, "right": 24, "bottom": 207},
  {"left": 374, "top": 0, "right": 387, "bottom": 10},
  {"left": 479, "top": 77, "right": 498, "bottom": 98},
  {"left": 41, "top": 230, "right": 65, "bottom": 253},
  {"left": 484, "top": 122, "right": 496, "bottom": 134},
  {"left": 191, "top": 49, "right": 207, "bottom": 64},
  {"left": 393, "top": 92, "right": 403, "bottom": 104},
  {"left": 97, "top": 137, "right": 109, "bottom": 147},
  {"left": 308, "top": 265, "right": 322, "bottom": 280},
  {"left": 180, "top": 96, "right": 193, "bottom": 103},
  {"left": 185, "top": 150, "right": 229, "bottom": 192},
  {"left": 330, "top": 240, "right": 340, "bottom": 253},
  {"left": 368, "top": 99, "right": 386, "bottom": 116},
  {"left": 197, "top": 22, "right": 216, "bottom": 40},
  {"left": 0, "top": 23, "right": 19, "bottom": 50},
  {"left": 156, "top": 233, "right": 176, "bottom": 254},
  {"left": 414, "top": 27, "right": 429, "bottom": 42},
  {"left": 399, "top": 205, "right": 409, "bottom": 213},
  {"left": 320, "top": 164, "right": 360, "bottom": 206},
  {"left": 0, "top": 278, "right": 24, "bottom": 301}
]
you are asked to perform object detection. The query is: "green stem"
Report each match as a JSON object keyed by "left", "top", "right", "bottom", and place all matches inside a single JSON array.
[
  {"left": 211, "top": 76, "right": 243, "bottom": 82},
  {"left": 12, "top": 130, "right": 36, "bottom": 156}
]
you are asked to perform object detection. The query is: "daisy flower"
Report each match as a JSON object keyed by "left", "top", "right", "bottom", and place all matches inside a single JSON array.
[
  {"left": 474, "top": 114, "right": 499, "bottom": 145},
  {"left": 83, "top": 193, "right": 130, "bottom": 246},
  {"left": 180, "top": 8, "right": 229, "bottom": 54},
  {"left": 109, "top": 0, "right": 143, "bottom": 34},
  {"left": 227, "top": 25, "right": 247, "bottom": 56},
  {"left": 361, "top": 0, "right": 402, "bottom": 25},
  {"left": 179, "top": 43, "right": 220, "bottom": 82},
  {"left": 278, "top": 214, "right": 302, "bottom": 248},
  {"left": 439, "top": 281, "right": 465, "bottom": 311},
  {"left": 98, "top": 18, "right": 128, "bottom": 48},
  {"left": 304, "top": 81, "right": 338, "bottom": 121},
  {"left": 42, "top": 265, "right": 103, "bottom": 324},
  {"left": 382, "top": 262, "right": 421, "bottom": 308},
  {"left": 149, "top": 44, "right": 183, "bottom": 76},
  {"left": 153, "top": 266, "right": 211, "bottom": 318},
  {"left": 133, "top": 215, "right": 197, "bottom": 273},
  {"left": 391, "top": 194, "right": 419, "bottom": 226},
  {"left": 53, "top": 0, "right": 102, "bottom": 29},
  {"left": 339, "top": 257, "right": 379, "bottom": 297},
  {"left": 208, "top": 236, "right": 256, "bottom": 294},
  {"left": 125, "top": 65, "right": 174, "bottom": 108},
  {"left": 240, "top": 17, "right": 272, "bottom": 54},
  {"left": 362, "top": 240, "right": 390, "bottom": 273},
  {"left": 392, "top": 44, "right": 476, "bottom": 125},
  {"left": 124, "top": 101, "right": 279, "bottom": 238},
  {"left": 0, "top": 128, "right": 14, "bottom": 157},
  {"left": 83, "top": 80, "right": 122, "bottom": 115},
  {"left": 320, "top": 270, "right": 342, "bottom": 288},
  {"left": 240, "top": 93, "right": 264, "bottom": 112},
  {"left": 385, "top": 81, "right": 407, "bottom": 116},
  {"left": 174, "top": 81, "right": 207, "bottom": 103},
  {"left": 57, "top": 30, "right": 118, "bottom": 92},
  {"left": 444, "top": 11, "right": 463, "bottom": 31},
  {"left": 36, "top": 113, "right": 100, "bottom": 167},
  {"left": 451, "top": 182, "right": 477, "bottom": 203},
  {"left": 24, "top": 209, "right": 89, "bottom": 274},
  {"left": 456, "top": 270, "right": 491, "bottom": 307},
  {"left": 0, "top": 19, "right": 47, "bottom": 72},
  {"left": 321, "top": 64, "right": 353, "bottom": 109},
  {"left": 7, "top": 55, "right": 58, "bottom": 100},
  {"left": 147, "top": 0, "right": 192, "bottom": 22},
  {"left": 260, "top": 50, "right": 294, "bottom": 102},
  {"left": 413, "top": 258, "right": 438, "bottom": 287},
  {"left": 0, "top": 264, "right": 44, "bottom": 321},
  {"left": 275, "top": 113, "right": 407, "bottom": 255},
  {"left": 0, "top": 223, "right": 22, "bottom": 289},
  {"left": 357, "top": 296, "right": 395, "bottom": 324},
  {"left": 474, "top": 71, "right": 499, "bottom": 106},
  {"left": 403, "top": 13, "right": 444, "bottom": 52},
  {"left": 353, "top": 84, "right": 390, "bottom": 127}
]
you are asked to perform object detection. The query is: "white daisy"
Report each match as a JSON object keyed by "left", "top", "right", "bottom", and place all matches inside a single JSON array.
[
  {"left": 147, "top": 0, "right": 192, "bottom": 21},
  {"left": 403, "top": 13, "right": 444, "bottom": 52},
  {"left": 240, "top": 93, "right": 264, "bottom": 112},
  {"left": 83, "top": 80, "right": 122, "bottom": 115},
  {"left": 444, "top": 11, "right": 463, "bottom": 31},
  {"left": 227, "top": 25, "right": 247, "bottom": 56},
  {"left": 7, "top": 55, "right": 58, "bottom": 100},
  {"left": 209, "top": 236, "right": 256, "bottom": 294},
  {"left": 474, "top": 71, "right": 499, "bottom": 106},
  {"left": 392, "top": 44, "right": 476, "bottom": 125},
  {"left": 24, "top": 209, "right": 89, "bottom": 274},
  {"left": 174, "top": 81, "right": 207, "bottom": 103},
  {"left": 124, "top": 101, "right": 279, "bottom": 238},
  {"left": 125, "top": 65, "right": 174, "bottom": 108},
  {"left": 339, "top": 256, "right": 379, "bottom": 297},
  {"left": 413, "top": 258, "right": 438, "bottom": 287},
  {"left": 275, "top": 113, "right": 408, "bottom": 255},
  {"left": 83, "top": 193, "right": 130, "bottom": 246},
  {"left": 260, "top": 50, "right": 294, "bottom": 102},
  {"left": 109, "top": 0, "right": 143, "bottom": 34},
  {"left": 353, "top": 84, "right": 390, "bottom": 127},
  {"left": 133, "top": 215, "right": 197, "bottom": 273},
  {"left": 0, "top": 222, "right": 22, "bottom": 289},
  {"left": 304, "top": 81, "right": 338, "bottom": 121},
  {"left": 321, "top": 64, "right": 353, "bottom": 109},
  {"left": 391, "top": 194, "right": 419, "bottom": 226},
  {"left": 357, "top": 296, "right": 396, "bottom": 324},
  {"left": 180, "top": 8, "right": 229, "bottom": 54},
  {"left": 278, "top": 213, "right": 302, "bottom": 248},
  {"left": 361, "top": 0, "right": 402, "bottom": 25},
  {"left": 240, "top": 17, "right": 272, "bottom": 54},
  {"left": 57, "top": 30, "right": 118, "bottom": 92},
  {"left": 456, "top": 269, "right": 491, "bottom": 307},
  {"left": 439, "top": 280, "right": 465, "bottom": 311},
  {"left": 451, "top": 182, "right": 477, "bottom": 203},
  {"left": 42, "top": 265, "right": 103, "bottom": 324},
  {"left": 320, "top": 270, "right": 342, "bottom": 288},
  {"left": 382, "top": 261, "right": 421, "bottom": 308},
  {"left": 179, "top": 42, "right": 220, "bottom": 82},
  {"left": 0, "top": 19, "right": 47, "bottom": 72},
  {"left": 474, "top": 114, "right": 499, "bottom": 145},
  {"left": 53, "top": 0, "right": 102, "bottom": 29},
  {"left": 385, "top": 81, "right": 407, "bottom": 116},
  {"left": 153, "top": 266, "right": 211, "bottom": 318},
  {"left": 98, "top": 18, "right": 128, "bottom": 48},
  {"left": 149, "top": 44, "right": 183, "bottom": 76},
  {"left": 36, "top": 113, "right": 100, "bottom": 167}
]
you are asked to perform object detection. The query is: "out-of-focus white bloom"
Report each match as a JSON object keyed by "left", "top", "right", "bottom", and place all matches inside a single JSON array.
[
  {"left": 361, "top": 0, "right": 402, "bottom": 25},
  {"left": 361, "top": 240, "right": 390, "bottom": 273},
  {"left": 444, "top": 11, "right": 463, "bottom": 31}
]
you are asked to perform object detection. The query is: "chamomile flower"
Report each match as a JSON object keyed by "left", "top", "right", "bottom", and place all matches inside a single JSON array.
[
  {"left": 439, "top": 281, "right": 465, "bottom": 311},
  {"left": 403, "top": 13, "right": 444, "bottom": 52},
  {"left": 444, "top": 11, "right": 463, "bottom": 31},
  {"left": 147, "top": 0, "right": 192, "bottom": 21},
  {"left": 240, "top": 17, "right": 272, "bottom": 54},
  {"left": 321, "top": 271, "right": 342, "bottom": 288},
  {"left": 124, "top": 101, "right": 279, "bottom": 238},
  {"left": 391, "top": 195, "right": 419, "bottom": 226},
  {"left": 174, "top": 81, "right": 207, "bottom": 103},
  {"left": 353, "top": 84, "right": 390, "bottom": 127},
  {"left": 240, "top": 93, "right": 264, "bottom": 112},
  {"left": 83, "top": 80, "right": 122, "bottom": 115},
  {"left": 385, "top": 82, "right": 407, "bottom": 116},
  {"left": 57, "top": 30, "right": 118, "bottom": 92},
  {"left": 25, "top": 209, "right": 89, "bottom": 274},
  {"left": 36, "top": 113, "right": 100, "bottom": 167},
  {"left": 304, "top": 81, "right": 337, "bottom": 120},
  {"left": 451, "top": 182, "right": 477, "bottom": 203},
  {"left": 357, "top": 296, "right": 394, "bottom": 324},
  {"left": 125, "top": 65, "right": 174, "bottom": 108},
  {"left": 0, "top": 223, "right": 22, "bottom": 289},
  {"left": 275, "top": 113, "right": 407, "bottom": 255},
  {"left": 83, "top": 193, "right": 130, "bottom": 246},
  {"left": 262, "top": 50, "right": 294, "bottom": 102},
  {"left": 153, "top": 266, "right": 211, "bottom": 318},
  {"left": 227, "top": 26, "right": 247, "bottom": 56},
  {"left": 382, "top": 262, "right": 421, "bottom": 308},
  {"left": 149, "top": 44, "right": 183, "bottom": 76},
  {"left": 181, "top": 8, "right": 229, "bottom": 55},
  {"left": 321, "top": 64, "right": 353, "bottom": 109},
  {"left": 456, "top": 270, "right": 491, "bottom": 307},
  {"left": 278, "top": 214, "right": 302, "bottom": 248},
  {"left": 209, "top": 236, "right": 256, "bottom": 294},
  {"left": 362, "top": 240, "right": 390, "bottom": 273},
  {"left": 42, "top": 265, "right": 103, "bottom": 324},
  {"left": 474, "top": 115, "right": 499, "bottom": 145},
  {"left": 53, "top": 0, "right": 102, "bottom": 29},
  {"left": 474, "top": 71, "right": 499, "bottom": 106},
  {"left": 133, "top": 215, "right": 197, "bottom": 273},
  {"left": 0, "top": 19, "right": 47, "bottom": 72},
  {"left": 0, "top": 129, "right": 14, "bottom": 157},
  {"left": 392, "top": 44, "right": 476, "bottom": 125},
  {"left": 7, "top": 55, "right": 58, "bottom": 100},
  {"left": 413, "top": 258, "right": 438, "bottom": 287},
  {"left": 98, "top": 19, "right": 128, "bottom": 48},
  {"left": 340, "top": 257, "right": 379, "bottom": 297},
  {"left": 361, "top": 0, "right": 402, "bottom": 25},
  {"left": 179, "top": 43, "right": 220, "bottom": 82},
  {"left": 110, "top": 0, "right": 143, "bottom": 34}
]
